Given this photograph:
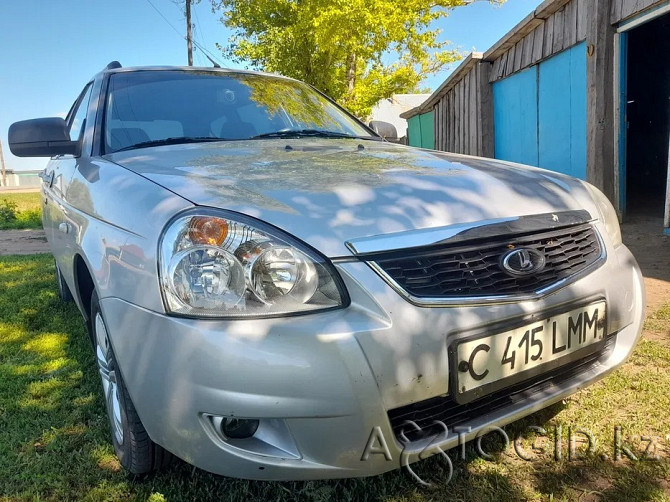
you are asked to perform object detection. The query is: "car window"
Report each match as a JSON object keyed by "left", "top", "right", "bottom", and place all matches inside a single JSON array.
[
  {"left": 107, "top": 119, "right": 184, "bottom": 151},
  {"left": 210, "top": 102, "right": 288, "bottom": 138},
  {"left": 68, "top": 83, "right": 93, "bottom": 142},
  {"left": 104, "top": 70, "right": 374, "bottom": 153}
]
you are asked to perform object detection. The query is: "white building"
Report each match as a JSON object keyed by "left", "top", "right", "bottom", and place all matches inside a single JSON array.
[
  {"left": 369, "top": 94, "right": 430, "bottom": 141},
  {"left": 1, "top": 169, "right": 41, "bottom": 188}
]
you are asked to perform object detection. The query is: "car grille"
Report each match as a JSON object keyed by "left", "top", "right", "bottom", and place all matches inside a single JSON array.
[
  {"left": 388, "top": 336, "right": 615, "bottom": 444},
  {"left": 369, "top": 224, "right": 602, "bottom": 300}
]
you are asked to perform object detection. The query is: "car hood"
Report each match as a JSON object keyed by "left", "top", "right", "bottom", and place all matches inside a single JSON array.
[{"left": 105, "top": 139, "right": 595, "bottom": 257}]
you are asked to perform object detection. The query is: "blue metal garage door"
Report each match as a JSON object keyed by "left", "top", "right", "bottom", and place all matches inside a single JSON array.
[
  {"left": 493, "top": 42, "right": 587, "bottom": 179},
  {"left": 538, "top": 43, "right": 587, "bottom": 178},
  {"left": 493, "top": 67, "right": 538, "bottom": 166}
]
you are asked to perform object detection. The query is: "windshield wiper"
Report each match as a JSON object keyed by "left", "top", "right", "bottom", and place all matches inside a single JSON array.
[
  {"left": 113, "top": 136, "right": 225, "bottom": 153},
  {"left": 250, "top": 129, "right": 374, "bottom": 140}
]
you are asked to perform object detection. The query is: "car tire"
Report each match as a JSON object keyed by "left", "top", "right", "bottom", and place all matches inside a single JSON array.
[
  {"left": 90, "top": 291, "right": 173, "bottom": 474},
  {"left": 55, "top": 261, "right": 74, "bottom": 303}
]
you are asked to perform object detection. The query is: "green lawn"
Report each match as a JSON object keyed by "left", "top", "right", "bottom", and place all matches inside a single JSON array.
[
  {"left": 0, "top": 191, "right": 42, "bottom": 230},
  {"left": 0, "top": 254, "right": 668, "bottom": 501}
]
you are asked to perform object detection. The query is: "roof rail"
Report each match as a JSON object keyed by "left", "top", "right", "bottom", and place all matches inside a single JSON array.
[{"left": 104, "top": 61, "right": 122, "bottom": 71}]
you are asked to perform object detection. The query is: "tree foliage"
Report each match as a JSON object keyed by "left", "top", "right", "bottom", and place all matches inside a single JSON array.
[{"left": 211, "top": 0, "right": 465, "bottom": 117}]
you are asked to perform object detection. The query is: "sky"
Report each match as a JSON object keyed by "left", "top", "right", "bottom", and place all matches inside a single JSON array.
[{"left": 0, "top": 0, "right": 542, "bottom": 172}]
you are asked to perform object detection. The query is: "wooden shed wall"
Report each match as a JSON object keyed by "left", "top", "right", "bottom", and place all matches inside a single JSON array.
[
  {"left": 405, "top": 0, "right": 670, "bottom": 205},
  {"left": 611, "top": 0, "right": 668, "bottom": 23},
  {"left": 428, "top": 0, "right": 591, "bottom": 156},
  {"left": 489, "top": 0, "right": 587, "bottom": 83},
  {"left": 433, "top": 62, "right": 494, "bottom": 157}
]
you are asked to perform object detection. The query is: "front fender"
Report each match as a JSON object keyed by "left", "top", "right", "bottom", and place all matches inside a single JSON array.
[{"left": 66, "top": 159, "right": 192, "bottom": 313}]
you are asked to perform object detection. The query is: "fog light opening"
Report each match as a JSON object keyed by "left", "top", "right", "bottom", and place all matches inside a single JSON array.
[{"left": 220, "top": 417, "right": 260, "bottom": 439}]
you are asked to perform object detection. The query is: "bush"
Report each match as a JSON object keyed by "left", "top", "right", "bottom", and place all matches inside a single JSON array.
[
  {"left": 0, "top": 199, "right": 18, "bottom": 224},
  {"left": 17, "top": 208, "right": 42, "bottom": 228},
  {"left": 0, "top": 198, "right": 42, "bottom": 230}
]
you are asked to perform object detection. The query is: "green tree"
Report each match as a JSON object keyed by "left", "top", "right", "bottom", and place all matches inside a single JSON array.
[{"left": 212, "top": 0, "right": 465, "bottom": 118}]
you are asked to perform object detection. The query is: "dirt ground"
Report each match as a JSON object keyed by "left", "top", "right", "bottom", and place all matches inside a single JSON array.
[
  {"left": 0, "top": 187, "right": 40, "bottom": 194},
  {"left": 0, "top": 215, "right": 667, "bottom": 311},
  {"left": 621, "top": 213, "right": 670, "bottom": 315},
  {"left": 0, "top": 229, "right": 49, "bottom": 255}
]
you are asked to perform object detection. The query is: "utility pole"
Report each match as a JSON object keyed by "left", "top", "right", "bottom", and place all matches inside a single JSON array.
[
  {"left": 0, "top": 137, "right": 7, "bottom": 188},
  {"left": 186, "top": 0, "right": 193, "bottom": 66}
]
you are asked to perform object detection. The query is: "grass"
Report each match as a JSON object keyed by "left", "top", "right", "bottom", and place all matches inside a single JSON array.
[
  {"left": 0, "top": 254, "right": 668, "bottom": 501},
  {"left": 645, "top": 304, "right": 670, "bottom": 333},
  {"left": 0, "top": 192, "right": 42, "bottom": 230}
]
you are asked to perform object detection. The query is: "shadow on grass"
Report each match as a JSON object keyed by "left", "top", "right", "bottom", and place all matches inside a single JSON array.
[
  {"left": 530, "top": 459, "right": 669, "bottom": 502},
  {"left": 0, "top": 254, "right": 668, "bottom": 501}
]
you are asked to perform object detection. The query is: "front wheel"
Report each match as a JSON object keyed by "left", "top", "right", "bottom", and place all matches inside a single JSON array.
[{"left": 90, "top": 291, "right": 173, "bottom": 474}]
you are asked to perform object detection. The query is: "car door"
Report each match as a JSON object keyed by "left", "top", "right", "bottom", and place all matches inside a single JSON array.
[{"left": 49, "top": 83, "right": 93, "bottom": 277}]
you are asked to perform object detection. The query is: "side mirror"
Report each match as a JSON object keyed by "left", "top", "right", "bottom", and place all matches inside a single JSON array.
[
  {"left": 8, "top": 117, "right": 78, "bottom": 157},
  {"left": 368, "top": 120, "right": 398, "bottom": 142}
]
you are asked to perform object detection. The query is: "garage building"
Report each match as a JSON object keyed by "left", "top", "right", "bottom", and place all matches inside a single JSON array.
[{"left": 402, "top": 0, "right": 670, "bottom": 233}]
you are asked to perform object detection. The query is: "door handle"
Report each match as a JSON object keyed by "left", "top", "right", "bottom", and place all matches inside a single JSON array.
[{"left": 58, "top": 222, "right": 71, "bottom": 234}]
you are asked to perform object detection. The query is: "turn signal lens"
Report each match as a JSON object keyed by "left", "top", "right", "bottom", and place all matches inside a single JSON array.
[{"left": 189, "top": 217, "right": 229, "bottom": 246}]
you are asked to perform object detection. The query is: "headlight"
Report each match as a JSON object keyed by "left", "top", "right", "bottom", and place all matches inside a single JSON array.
[
  {"left": 582, "top": 182, "right": 622, "bottom": 246},
  {"left": 159, "top": 209, "right": 348, "bottom": 318}
]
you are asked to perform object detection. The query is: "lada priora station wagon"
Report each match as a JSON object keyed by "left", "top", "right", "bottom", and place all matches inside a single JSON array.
[{"left": 9, "top": 62, "right": 644, "bottom": 480}]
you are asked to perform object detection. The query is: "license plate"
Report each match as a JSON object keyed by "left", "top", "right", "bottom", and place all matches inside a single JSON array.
[{"left": 454, "top": 302, "right": 606, "bottom": 400}]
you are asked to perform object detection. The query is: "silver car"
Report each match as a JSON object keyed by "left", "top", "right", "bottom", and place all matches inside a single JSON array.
[{"left": 9, "top": 63, "right": 645, "bottom": 480}]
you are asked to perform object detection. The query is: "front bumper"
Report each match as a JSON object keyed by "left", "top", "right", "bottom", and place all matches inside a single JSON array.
[{"left": 100, "top": 240, "right": 645, "bottom": 480}]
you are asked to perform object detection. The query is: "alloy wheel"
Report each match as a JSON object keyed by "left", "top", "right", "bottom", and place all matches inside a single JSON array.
[{"left": 94, "top": 312, "right": 124, "bottom": 444}]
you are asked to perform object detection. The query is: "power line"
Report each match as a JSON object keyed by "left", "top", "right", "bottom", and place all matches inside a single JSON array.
[
  {"left": 192, "top": 39, "right": 225, "bottom": 67},
  {"left": 144, "top": 0, "right": 183, "bottom": 38},
  {"left": 192, "top": 7, "right": 210, "bottom": 65},
  {"left": 170, "top": 0, "right": 227, "bottom": 67},
  {"left": 192, "top": 26, "right": 220, "bottom": 67},
  {"left": 189, "top": 22, "right": 225, "bottom": 66},
  {"left": 185, "top": 2, "right": 226, "bottom": 66},
  {"left": 191, "top": 5, "right": 221, "bottom": 62},
  {"left": 144, "top": 0, "right": 226, "bottom": 67},
  {"left": 193, "top": 4, "right": 206, "bottom": 48},
  {"left": 192, "top": 24, "right": 206, "bottom": 66}
]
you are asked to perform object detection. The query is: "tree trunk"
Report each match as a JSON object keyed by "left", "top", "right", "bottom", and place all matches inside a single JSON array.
[{"left": 346, "top": 53, "right": 357, "bottom": 97}]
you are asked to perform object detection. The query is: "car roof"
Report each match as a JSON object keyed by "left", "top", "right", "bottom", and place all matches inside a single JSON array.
[{"left": 93, "top": 65, "right": 297, "bottom": 83}]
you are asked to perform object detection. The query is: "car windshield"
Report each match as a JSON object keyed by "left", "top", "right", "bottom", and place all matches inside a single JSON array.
[{"left": 104, "top": 70, "right": 375, "bottom": 153}]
